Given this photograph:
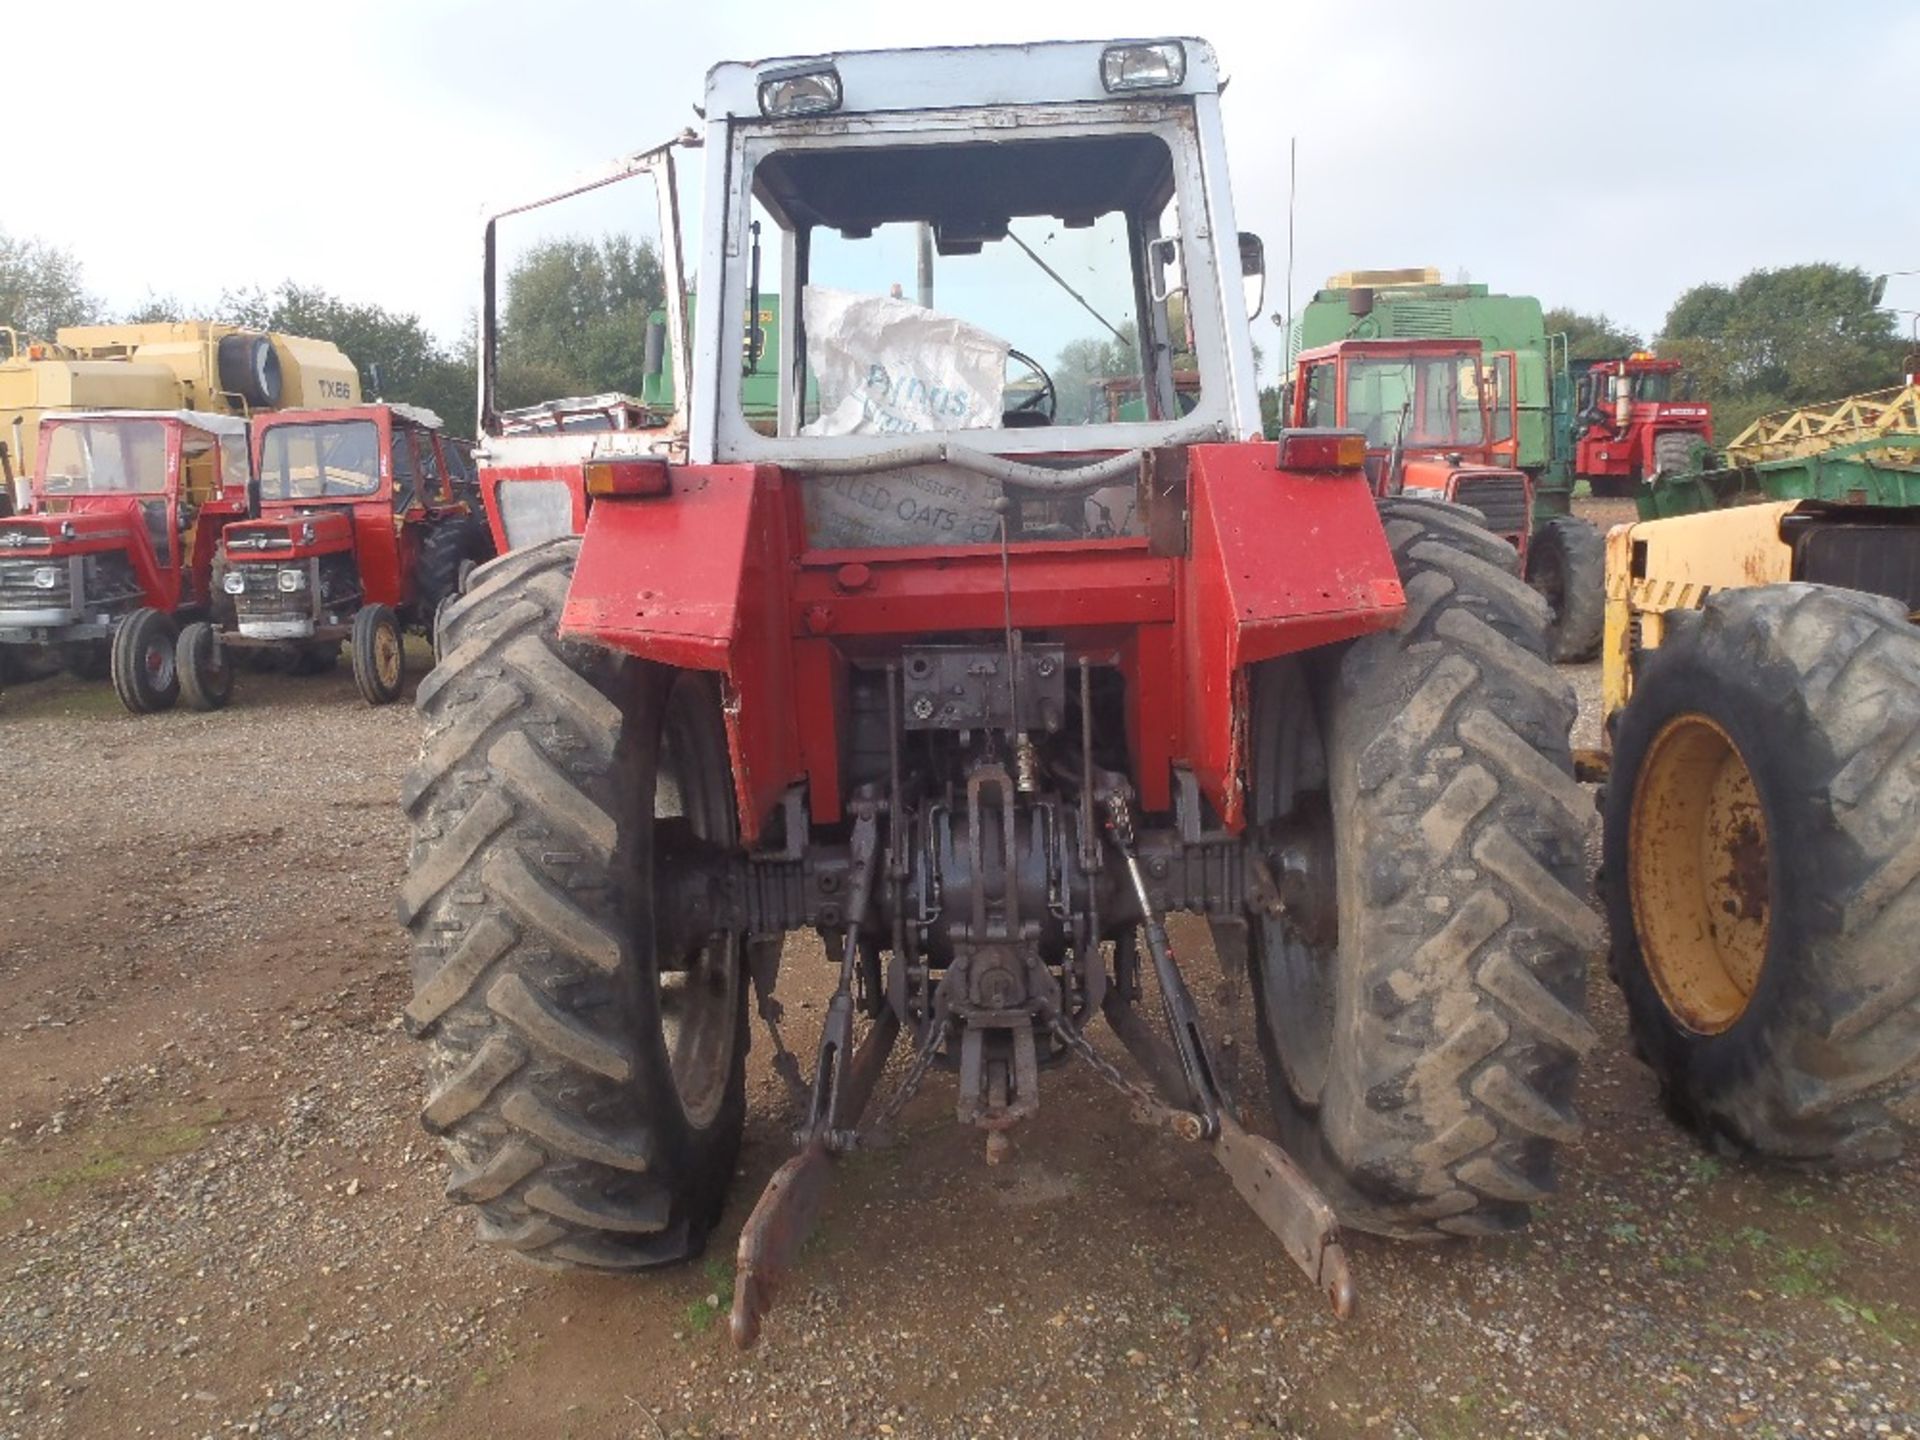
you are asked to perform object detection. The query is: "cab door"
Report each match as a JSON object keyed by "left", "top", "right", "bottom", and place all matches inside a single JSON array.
[
  {"left": 1486, "top": 351, "right": 1519, "bottom": 468},
  {"left": 172, "top": 429, "right": 224, "bottom": 603}
]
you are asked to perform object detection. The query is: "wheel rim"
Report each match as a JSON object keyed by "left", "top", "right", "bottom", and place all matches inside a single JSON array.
[
  {"left": 1629, "top": 712, "right": 1771, "bottom": 1034},
  {"left": 654, "top": 680, "right": 739, "bottom": 1129},
  {"left": 143, "top": 636, "right": 175, "bottom": 690},
  {"left": 1251, "top": 667, "right": 1339, "bottom": 1110},
  {"left": 374, "top": 623, "right": 402, "bottom": 690}
]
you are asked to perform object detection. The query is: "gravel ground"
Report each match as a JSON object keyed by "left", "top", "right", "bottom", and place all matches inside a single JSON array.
[{"left": 2, "top": 544, "right": 1916, "bottom": 1440}]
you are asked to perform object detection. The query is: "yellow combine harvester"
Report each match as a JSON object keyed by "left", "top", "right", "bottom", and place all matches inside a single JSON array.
[
  {"left": 0, "top": 322, "right": 359, "bottom": 504},
  {"left": 1592, "top": 385, "right": 1920, "bottom": 1165}
]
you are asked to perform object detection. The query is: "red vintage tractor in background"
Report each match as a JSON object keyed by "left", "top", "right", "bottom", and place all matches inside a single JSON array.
[
  {"left": 0, "top": 409, "right": 252, "bottom": 711},
  {"left": 190, "top": 404, "right": 492, "bottom": 709},
  {"left": 1573, "top": 353, "right": 1712, "bottom": 498},
  {"left": 1291, "top": 338, "right": 1534, "bottom": 563},
  {"left": 409, "top": 38, "right": 1594, "bottom": 1348}
]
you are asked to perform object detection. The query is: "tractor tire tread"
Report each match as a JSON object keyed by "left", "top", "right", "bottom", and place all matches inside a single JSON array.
[
  {"left": 1273, "top": 497, "right": 1597, "bottom": 1239},
  {"left": 403, "top": 538, "right": 721, "bottom": 1270},
  {"left": 1527, "top": 515, "right": 1606, "bottom": 663}
]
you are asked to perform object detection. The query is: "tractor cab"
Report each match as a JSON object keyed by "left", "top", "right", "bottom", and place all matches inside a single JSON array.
[
  {"left": 1572, "top": 352, "right": 1713, "bottom": 496},
  {"left": 209, "top": 403, "right": 492, "bottom": 706},
  {"left": 0, "top": 410, "right": 249, "bottom": 673},
  {"left": 1291, "top": 338, "right": 1532, "bottom": 560}
]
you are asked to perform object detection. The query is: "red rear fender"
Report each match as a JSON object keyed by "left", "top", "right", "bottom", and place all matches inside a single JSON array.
[
  {"left": 563, "top": 465, "right": 799, "bottom": 845},
  {"left": 1179, "top": 443, "right": 1404, "bottom": 827}
]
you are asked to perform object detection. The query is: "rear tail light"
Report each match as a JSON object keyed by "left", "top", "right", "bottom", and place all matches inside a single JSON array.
[
  {"left": 584, "top": 459, "right": 672, "bottom": 498},
  {"left": 1276, "top": 429, "right": 1367, "bottom": 473}
]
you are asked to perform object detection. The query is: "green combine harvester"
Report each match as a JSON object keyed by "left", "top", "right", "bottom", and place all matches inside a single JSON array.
[{"left": 1289, "top": 268, "right": 1605, "bottom": 661}]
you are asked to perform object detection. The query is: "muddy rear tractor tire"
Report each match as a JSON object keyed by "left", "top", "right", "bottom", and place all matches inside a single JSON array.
[
  {"left": 110, "top": 608, "right": 181, "bottom": 714},
  {"left": 351, "top": 604, "right": 406, "bottom": 705},
  {"left": 1602, "top": 584, "right": 1920, "bottom": 1164},
  {"left": 414, "top": 515, "right": 495, "bottom": 626},
  {"left": 402, "top": 537, "right": 748, "bottom": 1269},
  {"left": 1249, "top": 498, "right": 1601, "bottom": 1239},
  {"left": 1526, "top": 514, "right": 1606, "bottom": 664},
  {"left": 177, "top": 621, "right": 234, "bottom": 711}
]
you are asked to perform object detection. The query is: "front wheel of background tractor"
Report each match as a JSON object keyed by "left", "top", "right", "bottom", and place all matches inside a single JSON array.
[
  {"left": 110, "top": 608, "right": 181, "bottom": 714},
  {"left": 402, "top": 536, "right": 748, "bottom": 1268},
  {"left": 177, "top": 621, "right": 233, "bottom": 712},
  {"left": 1525, "top": 515, "right": 1606, "bottom": 663},
  {"left": 1248, "top": 498, "right": 1601, "bottom": 1239},
  {"left": 351, "top": 604, "right": 405, "bottom": 705},
  {"left": 1602, "top": 584, "right": 1920, "bottom": 1164}
]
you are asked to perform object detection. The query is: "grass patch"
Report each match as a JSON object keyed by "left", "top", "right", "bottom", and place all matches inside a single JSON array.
[
  {"left": 682, "top": 1256, "right": 733, "bottom": 1336},
  {"left": 0, "top": 1107, "right": 224, "bottom": 1213}
]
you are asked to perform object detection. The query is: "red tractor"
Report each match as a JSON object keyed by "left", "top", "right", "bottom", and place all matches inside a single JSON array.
[
  {"left": 0, "top": 409, "right": 252, "bottom": 710},
  {"left": 1290, "top": 337, "right": 1534, "bottom": 564},
  {"left": 1573, "top": 353, "right": 1712, "bottom": 498},
  {"left": 411, "top": 39, "right": 1592, "bottom": 1346},
  {"left": 195, "top": 404, "right": 492, "bottom": 709}
]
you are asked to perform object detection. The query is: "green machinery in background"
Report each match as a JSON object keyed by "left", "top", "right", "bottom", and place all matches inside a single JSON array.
[
  {"left": 1637, "top": 382, "right": 1920, "bottom": 520},
  {"left": 1288, "top": 269, "right": 1604, "bottom": 660},
  {"left": 641, "top": 295, "right": 787, "bottom": 427},
  {"left": 1289, "top": 269, "right": 1574, "bottom": 516}
]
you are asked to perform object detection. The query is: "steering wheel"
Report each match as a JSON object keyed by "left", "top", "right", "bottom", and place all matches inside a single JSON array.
[{"left": 1003, "top": 347, "right": 1057, "bottom": 426}]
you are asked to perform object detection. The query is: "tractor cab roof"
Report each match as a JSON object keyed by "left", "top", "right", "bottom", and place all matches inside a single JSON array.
[
  {"left": 255, "top": 403, "right": 446, "bottom": 433},
  {"left": 1296, "top": 338, "right": 1487, "bottom": 366},
  {"left": 44, "top": 408, "right": 251, "bottom": 438},
  {"left": 705, "top": 38, "right": 1219, "bottom": 120}
]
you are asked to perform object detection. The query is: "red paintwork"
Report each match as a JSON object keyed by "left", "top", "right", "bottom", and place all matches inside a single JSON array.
[
  {"left": 480, "top": 466, "right": 590, "bottom": 556},
  {"left": 1572, "top": 356, "right": 1713, "bottom": 485},
  {"left": 559, "top": 444, "right": 1405, "bottom": 844},
  {"left": 245, "top": 406, "right": 469, "bottom": 613},
  {"left": 221, "top": 508, "right": 356, "bottom": 561},
  {"left": 1291, "top": 338, "right": 1534, "bottom": 562},
  {"left": 16, "top": 416, "right": 248, "bottom": 615}
]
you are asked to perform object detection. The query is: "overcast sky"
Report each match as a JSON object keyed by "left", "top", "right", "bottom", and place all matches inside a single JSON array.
[{"left": 11, "top": 0, "right": 1918, "bottom": 367}]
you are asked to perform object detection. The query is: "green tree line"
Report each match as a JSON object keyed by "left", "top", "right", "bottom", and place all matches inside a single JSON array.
[
  {"left": 1, "top": 225, "right": 669, "bottom": 434},
  {"left": 7, "top": 224, "right": 1911, "bottom": 446},
  {"left": 1546, "top": 264, "right": 1909, "bottom": 440}
]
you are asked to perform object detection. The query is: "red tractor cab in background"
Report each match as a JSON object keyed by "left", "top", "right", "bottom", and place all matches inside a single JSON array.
[
  {"left": 198, "top": 404, "right": 493, "bottom": 709},
  {"left": 0, "top": 410, "right": 252, "bottom": 710},
  {"left": 1572, "top": 353, "right": 1712, "bottom": 498},
  {"left": 1291, "top": 338, "right": 1534, "bottom": 564}
]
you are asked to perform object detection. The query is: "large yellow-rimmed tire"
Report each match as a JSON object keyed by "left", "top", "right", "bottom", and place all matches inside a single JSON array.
[
  {"left": 1602, "top": 584, "right": 1920, "bottom": 1164},
  {"left": 402, "top": 538, "right": 749, "bottom": 1267}
]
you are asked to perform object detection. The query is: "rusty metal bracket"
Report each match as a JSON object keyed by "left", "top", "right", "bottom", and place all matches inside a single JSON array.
[
  {"left": 1213, "top": 1112, "right": 1354, "bottom": 1320},
  {"left": 730, "top": 1008, "right": 900, "bottom": 1349}
]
